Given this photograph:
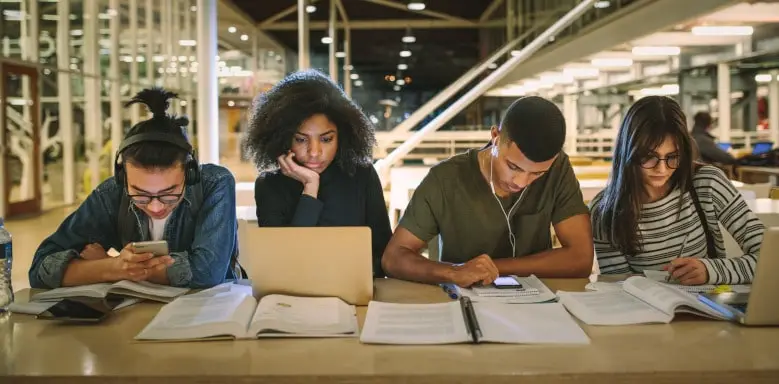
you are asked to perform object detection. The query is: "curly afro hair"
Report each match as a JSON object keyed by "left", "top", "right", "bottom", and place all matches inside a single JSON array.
[{"left": 242, "top": 69, "right": 376, "bottom": 175}]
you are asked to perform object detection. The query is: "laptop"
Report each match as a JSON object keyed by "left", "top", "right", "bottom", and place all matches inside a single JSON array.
[
  {"left": 717, "top": 142, "right": 732, "bottom": 151},
  {"left": 237, "top": 221, "right": 374, "bottom": 305},
  {"left": 751, "top": 142, "right": 773, "bottom": 155},
  {"left": 698, "top": 227, "right": 779, "bottom": 325}
]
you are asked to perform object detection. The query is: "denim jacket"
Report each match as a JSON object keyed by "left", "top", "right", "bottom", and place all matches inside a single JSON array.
[{"left": 29, "top": 164, "right": 238, "bottom": 289}]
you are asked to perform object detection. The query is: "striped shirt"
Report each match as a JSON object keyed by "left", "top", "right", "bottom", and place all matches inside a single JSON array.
[{"left": 590, "top": 166, "right": 764, "bottom": 285}]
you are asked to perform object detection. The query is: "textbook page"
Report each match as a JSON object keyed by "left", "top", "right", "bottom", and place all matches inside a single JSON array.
[
  {"left": 108, "top": 281, "right": 190, "bottom": 302},
  {"left": 32, "top": 281, "right": 189, "bottom": 303},
  {"left": 622, "top": 277, "right": 727, "bottom": 320},
  {"left": 135, "top": 291, "right": 257, "bottom": 341},
  {"left": 32, "top": 284, "right": 114, "bottom": 301},
  {"left": 557, "top": 290, "right": 672, "bottom": 325},
  {"left": 475, "top": 302, "right": 590, "bottom": 344},
  {"left": 359, "top": 301, "right": 470, "bottom": 345},
  {"left": 247, "top": 295, "right": 358, "bottom": 337}
]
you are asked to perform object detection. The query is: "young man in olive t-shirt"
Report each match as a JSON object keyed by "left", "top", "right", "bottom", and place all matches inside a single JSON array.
[{"left": 381, "top": 96, "right": 594, "bottom": 288}]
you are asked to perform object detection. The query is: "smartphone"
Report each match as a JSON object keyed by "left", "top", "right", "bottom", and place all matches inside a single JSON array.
[
  {"left": 493, "top": 276, "right": 523, "bottom": 289},
  {"left": 36, "top": 298, "right": 116, "bottom": 323},
  {"left": 131, "top": 240, "right": 169, "bottom": 256}
]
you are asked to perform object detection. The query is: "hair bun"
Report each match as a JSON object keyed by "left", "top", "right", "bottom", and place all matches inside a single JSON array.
[{"left": 125, "top": 87, "right": 178, "bottom": 118}]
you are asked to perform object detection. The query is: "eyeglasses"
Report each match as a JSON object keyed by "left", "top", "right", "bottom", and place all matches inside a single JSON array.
[
  {"left": 127, "top": 192, "right": 184, "bottom": 206},
  {"left": 640, "top": 154, "right": 680, "bottom": 169}
]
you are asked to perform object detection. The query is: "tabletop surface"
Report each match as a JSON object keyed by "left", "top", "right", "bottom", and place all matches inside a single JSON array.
[{"left": 2, "top": 278, "right": 778, "bottom": 384}]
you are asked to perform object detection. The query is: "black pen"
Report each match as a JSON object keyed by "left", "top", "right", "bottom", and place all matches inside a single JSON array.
[{"left": 463, "top": 297, "right": 482, "bottom": 343}]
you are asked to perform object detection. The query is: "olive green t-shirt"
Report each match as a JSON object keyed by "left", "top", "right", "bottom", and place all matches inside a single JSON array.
[{"left": 399, "top": 148, "right": 588, "bottom": 264}]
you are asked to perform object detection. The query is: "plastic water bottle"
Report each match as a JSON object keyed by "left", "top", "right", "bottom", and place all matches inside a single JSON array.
[{"left": 0, "top": 217, "right": 12, "bottom": 312}]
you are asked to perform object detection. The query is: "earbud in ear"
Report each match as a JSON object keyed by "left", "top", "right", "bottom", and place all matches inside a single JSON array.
[{"left": 491, "top": 145, "right": 498, "bottom": 157}]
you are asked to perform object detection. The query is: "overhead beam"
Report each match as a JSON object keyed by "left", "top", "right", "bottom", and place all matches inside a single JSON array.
[
  {"left": 359, "top": 0, "right": 474, "bottom": 24},
  {"left": 261, "top": 19, "right": 490, "bottom": 30},
  {"left": 259, "top": 0, "right": 319, "bottom": 27},
  {"left": 480, "top": 0, "right": 504, "bottom": 22},
  {"left": 335, "top": 0, "right": 349, "bottom": 23},
  {"left": 496, "top": 0, "right": 741, "bottom": 87}
]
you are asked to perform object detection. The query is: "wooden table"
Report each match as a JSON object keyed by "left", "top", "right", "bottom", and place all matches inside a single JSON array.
[
  {"left": 738, "top": 166, "right": 779, "bottom": 185},
  {"left": 2, "top": 278, "right": 779, "bottom": 383}
]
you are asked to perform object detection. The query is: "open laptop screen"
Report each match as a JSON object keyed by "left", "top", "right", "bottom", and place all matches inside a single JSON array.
[{"left": 752, "top": 142, "right": 773, "bottom": 155}]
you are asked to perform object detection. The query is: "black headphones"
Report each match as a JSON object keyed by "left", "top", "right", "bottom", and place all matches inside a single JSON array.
[{"left": 114, "top": 131, "right": 201, "bottom": 186}]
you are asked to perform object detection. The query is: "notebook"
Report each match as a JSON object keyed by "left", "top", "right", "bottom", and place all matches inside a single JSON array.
[
  {"left": 642, "top": 270, "right": 751, "bottom": 294},
  {"left": 31, "top": 281, "right": 190, "bottom": 303},
  {"left": 558, "top": 276, "right": 732, "bottom": 325},
  {"left": 135, "top": 283, "right": 358, "bottom": 342},
  {"left": 451, "top": 275, "right": 557, "bottom": 304},
  {"left": 359, "top": 297, "right": 590, "bottom": 345}
]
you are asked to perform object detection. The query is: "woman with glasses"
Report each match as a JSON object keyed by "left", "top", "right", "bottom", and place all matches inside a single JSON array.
[{"left": 589, "top": 96, "right": 764, "bottom": 285}]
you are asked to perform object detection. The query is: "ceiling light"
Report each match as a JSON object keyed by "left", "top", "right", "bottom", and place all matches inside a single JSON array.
[
  {"left": 350, "top": 73, "right": 359, "bottom": 80},
  {"left": 594, "top": 1, "right": 610, "bottom": 9},
  {"left": 343, "top": 64, "right": 354, "bottom": 70},
  {"left": 632, "top": 46, "right": 680, "bottom": 56},
  {"left": 228, "top": 26, "right": 236, "bottom": 33},
  {"left": 563, "top": 67, "right": 599, "bottom": 78},
  {"left": 306, "top": 5, "right": 317, "bottom": 13},
  {"left": 190, "top": 6, "right": 197, "bottom": 12},
  {"left": 755, "top": 74, "right": 777, "bottom": 83},
  {"left": 335, "top": 51, "right": 346, "bottom": 58},
  {"left": 510, "top": 50, "right": 521, "bottom": 57},
  {"left": 321, "top": 36, "right": 333, "bottom": 44},
  {"left": 398, "top": 63, "right": 408, "bottom": 70},
  {"left": 394, "top": 85, "right": 401, "bottom": 91},
  {"left": 488, "top": 63, "right": 498, "bottom": 69},
  {"left": 227, "top": 100, "right": 235, "bottom": 107},
  {"left": 400, "top": 50, "right": 411, "bottom": 57},
  {"left": 354, "top": 80, "right": 363, "bottom": 87},
  {"left": 240, "top": 34, "right": 249, "bottom": 41},
  {"left": 402, "top": 35, "right": 416, "bottom": 43},
  {"left": 179, "top": 40, "right": 196, "bottom": 46},
  {"left": 407, "top": 2, "right": 426, "bottom": 11},
  {"left": 396, "top": 79, "right": 406, "bottom": 85},
  {"left": 691, "top": 25, "right": 753, "bottom": 36},
  {"left": 591, "top": 58, "right": 633, "bottom": 67}
]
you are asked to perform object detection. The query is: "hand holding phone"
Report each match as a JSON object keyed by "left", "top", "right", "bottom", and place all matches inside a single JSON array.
[{"left": 130, "top": 240, "right": 169, "bottom": 256}]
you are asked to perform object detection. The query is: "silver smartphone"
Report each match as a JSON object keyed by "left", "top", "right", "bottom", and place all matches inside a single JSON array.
[{"left": 131, "top": 240, "right": 169, "bottom": 256}]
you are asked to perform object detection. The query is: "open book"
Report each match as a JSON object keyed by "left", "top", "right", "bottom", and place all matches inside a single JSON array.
[
  {"left": 31, "top": 280, "right": 189, "bottom": 303},
  {"left": 557, "top": 276, "right": 732, "bottom": 325},
  {"left": 135, "top": 283, "right": 358, "bottom": 341},
  {"left": 360, "top": 297, "right": 589, "bottom": 345}
]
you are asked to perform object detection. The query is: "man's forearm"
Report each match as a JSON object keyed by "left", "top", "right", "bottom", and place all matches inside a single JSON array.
[
  {"left": 493, "top": 246, "right": 593, "bottom": 278},
  {"left": 61, "top": 258, "right": 115, "bottom": 287},
  {"left": 383, "top": 247, "right": 455, "bottom": 285}
]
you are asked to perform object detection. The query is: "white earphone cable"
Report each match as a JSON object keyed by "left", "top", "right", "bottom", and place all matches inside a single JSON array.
[{"left": 489, "top": 150, "right": 527, "bottom": 257}]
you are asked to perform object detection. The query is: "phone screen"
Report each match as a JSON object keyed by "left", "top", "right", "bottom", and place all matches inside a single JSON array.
[{"left": 493, "top": 276, "right": 522, "bottom": 288}]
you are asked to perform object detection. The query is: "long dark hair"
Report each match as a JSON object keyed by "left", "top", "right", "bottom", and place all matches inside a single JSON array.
[{"left": 591, "top": 96, "right": 697, "bottom": 256}]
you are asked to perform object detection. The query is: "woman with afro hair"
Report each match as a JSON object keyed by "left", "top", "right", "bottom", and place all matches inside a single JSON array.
[{"left": 244, "top": 69, "right": 392, "bottom": 277}]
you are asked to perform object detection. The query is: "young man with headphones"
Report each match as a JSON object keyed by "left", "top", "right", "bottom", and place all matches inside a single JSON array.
[
  {"left": 382, "top": 96, "right": 594, "bottom": 288},
  {"left": 29, "top": 88, "right": 239, "bottom": 289}
]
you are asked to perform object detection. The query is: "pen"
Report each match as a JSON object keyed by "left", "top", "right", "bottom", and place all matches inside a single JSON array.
[
  {"left": 667, "top": 233, "right": 689, "bottom": 282},
  {"left": 440, "top": 283, "right": 459, "bottom": 299}
]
